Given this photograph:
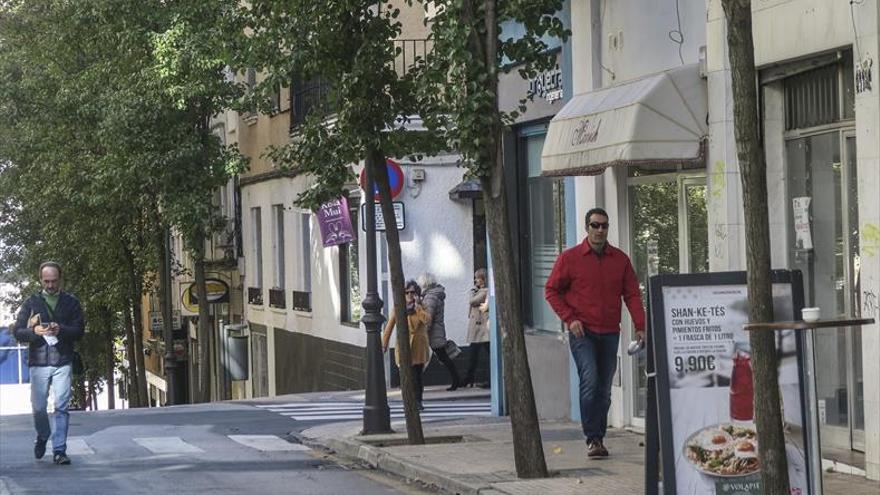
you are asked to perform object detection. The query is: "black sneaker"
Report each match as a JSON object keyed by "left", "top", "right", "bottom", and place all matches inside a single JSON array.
[
  {"left": 53, "top": 452, "right": 71, "bottom": 465},
  {"left": 34, "top": 438, "right": 47, "bottom": 459}
]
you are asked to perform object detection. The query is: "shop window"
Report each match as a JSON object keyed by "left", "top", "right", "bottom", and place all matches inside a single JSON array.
[{"left": 520, "top": 130, "right": 566, "bottom": 332}]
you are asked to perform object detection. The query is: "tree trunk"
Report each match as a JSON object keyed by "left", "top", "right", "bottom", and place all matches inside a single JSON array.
[
  {"left": 124, "top": 243, "right": 149, "bottom": 406},
  {"left": 368, "top": 146, "right": 425, "bottom": 445},
  {"left": 131, "top": 277, "right": 149, "bottom": 406},
  {"left": 470, "top": 0, "right": 548, "bottom": 479},
  {"left": 721, "top": 1, "right": 790, "bottom": 492},
  {"left": 122, "top": 301, "right": 141, "bottom": 407},
  {"left": 102, "top": 307, "right": 116, "bottom": 410},
  {"left": 194, "top": 240, "right": 212, "bottom": 403}
]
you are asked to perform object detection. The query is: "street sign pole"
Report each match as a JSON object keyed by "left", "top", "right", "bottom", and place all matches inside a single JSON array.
[{"left": 361, "top": 151, "right": 392, "bottom": 435}]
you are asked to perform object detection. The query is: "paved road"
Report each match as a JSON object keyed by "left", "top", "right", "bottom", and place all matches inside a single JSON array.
[{"left": 0, "top": 397, "right": 442, "bottom": 495}]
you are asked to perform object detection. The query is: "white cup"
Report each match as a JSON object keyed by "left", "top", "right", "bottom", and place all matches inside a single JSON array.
[{"left": 801, "top": 307, "right": 820, "bottom": 322}]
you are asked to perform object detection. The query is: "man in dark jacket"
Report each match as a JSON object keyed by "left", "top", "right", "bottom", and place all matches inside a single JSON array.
[
  {"left": 12, "top": 262, "right": 84, "bottom": 465},
  {"left": 545, "top": 208, "right": 645, "bottom": 459}
]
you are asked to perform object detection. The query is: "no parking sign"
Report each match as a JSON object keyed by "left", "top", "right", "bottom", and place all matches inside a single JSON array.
[{"left": 359, "top": 159, "right": 404, "bottom": 200}]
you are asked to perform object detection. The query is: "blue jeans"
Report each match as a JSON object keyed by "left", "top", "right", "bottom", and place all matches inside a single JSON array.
[
  {"left": 569, "top": 330, "right": 619, "bottom": 440},
  {"left": 30, "top": 364, "right": 72, "bottom": 454}
]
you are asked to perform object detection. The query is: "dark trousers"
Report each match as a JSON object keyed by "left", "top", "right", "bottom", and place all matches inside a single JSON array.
[
  {"left": 569, "top": 329, "right": 620, "bottom": 440},
  {"left": 464, "top": 342, "right": 490, "bottom": 384},
  {"left": 412, "top": 364, "right": 424, "bottom": 403},
  {"left": 431, "top": 345, "right": 460, "bottom": 387}
]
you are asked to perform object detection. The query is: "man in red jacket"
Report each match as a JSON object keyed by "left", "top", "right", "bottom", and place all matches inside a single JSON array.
[{"left": 545, "top": 207, "right": 645, "bottom": 458}]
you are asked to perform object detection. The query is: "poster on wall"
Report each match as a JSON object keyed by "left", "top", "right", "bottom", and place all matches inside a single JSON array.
[{"left": 649, "top": 270, "right": 817, "bottom": 495}]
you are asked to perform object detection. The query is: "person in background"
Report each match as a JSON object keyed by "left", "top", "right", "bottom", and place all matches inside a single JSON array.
[
  {"left": 382, "top": 280, "right": 430, "bottom": 410},
  {"left": 12, "top": 261, "right": 84, "bottom": 465},
  {"left": 418, "top": 272, "right": 461, "bottom": 391},
  {"left": 545, "top": 208, "right": 645, "bottom": 459},
  {"left": 463, "top": 268, "right": 490, "bottom": 388}
]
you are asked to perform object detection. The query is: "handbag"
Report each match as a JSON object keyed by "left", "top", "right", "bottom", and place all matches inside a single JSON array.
[{"left": 444, "top": 339, "right": 461, "bottom": 359}]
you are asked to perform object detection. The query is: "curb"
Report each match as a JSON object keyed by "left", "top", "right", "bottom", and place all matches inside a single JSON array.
[{"left": 293, "top": 431, "right": 491, "bottom": 495}]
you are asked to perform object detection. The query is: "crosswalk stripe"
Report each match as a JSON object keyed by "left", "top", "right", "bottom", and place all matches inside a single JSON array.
[
  {"left": 271, "top": 407, "right": 490, "bottom": 417},
  {"left": 262, "top": 400, "right": 492, "bottom": 421},
  {"left": 65, "top": 437, "right": 95, "bottom": 455},
  {"left": 47, "top": 437, "right": 95, "bottom": 455},
  {"left": 134, "top": 437, "right": 204, "bottom": 454},
  {"left": 228, "top": 435, "right": 311, "bottom": 452},
  {"left": 277, "top": 410, "right": 492, "bottom": 421}
]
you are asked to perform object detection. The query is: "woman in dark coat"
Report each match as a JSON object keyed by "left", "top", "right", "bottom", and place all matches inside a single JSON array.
[{"left": 418, "top": 272, "right": 461, "bottom": 391}]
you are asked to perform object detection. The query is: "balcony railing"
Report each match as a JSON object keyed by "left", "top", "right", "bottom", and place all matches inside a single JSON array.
[
  {"left": 292, "top": 290, "right": 312, "bottom": 312},
  {"left": 247, "top": 287, "right": 263, "bottom": 306},
  {"left": 290, "top": 75, "right": 333, "bottom": 131},
  {"left": 289, "top": 38, "right": 432, "bottom": 132},
  {"left": 269, "top": 288, "right": 286, "bottom": 309},
  {"left": 391, "top": 38, "right": 433, "bottom": 78}
]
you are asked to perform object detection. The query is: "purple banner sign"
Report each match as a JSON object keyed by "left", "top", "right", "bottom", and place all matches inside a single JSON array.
[{"left": 317, "top": 197, "right": 355, "bottom": 247}]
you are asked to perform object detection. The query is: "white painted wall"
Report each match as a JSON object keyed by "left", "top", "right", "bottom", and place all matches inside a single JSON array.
[{"left": 376, "top": 153, "right": 476, "bottom": 348}]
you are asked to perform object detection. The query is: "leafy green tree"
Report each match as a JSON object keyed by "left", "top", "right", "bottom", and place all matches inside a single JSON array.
[
  {"left": 419, "top": 0, "right": 567, "bottom": 478},
  {"left": 242, "top": 0, "right": 444, "bottom": 443},
  {"left": 0, "top": 0, "right": 246, "bottom": 406}
]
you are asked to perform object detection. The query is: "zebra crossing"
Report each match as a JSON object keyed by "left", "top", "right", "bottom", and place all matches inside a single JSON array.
[
  {"left": 256, "top": 400, "right": 492, "bottom": 422},
  {"left": 49, "top": 434, "right": 309, "bottom": 456}
]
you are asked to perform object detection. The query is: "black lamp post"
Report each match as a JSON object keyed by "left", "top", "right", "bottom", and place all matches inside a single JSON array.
[
  {"left": 162, "top": 226, "right": 178, "bottom": 405},
  {"left": 361, "top": 151, "right": 392, "bottom": 434}
]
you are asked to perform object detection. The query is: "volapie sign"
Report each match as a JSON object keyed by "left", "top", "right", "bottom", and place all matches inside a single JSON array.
[{"left": 527, "top": 65, "right": 563, "bottom": 103}]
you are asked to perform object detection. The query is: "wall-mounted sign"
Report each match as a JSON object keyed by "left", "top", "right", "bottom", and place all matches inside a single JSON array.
[
  {"left": 856, "top": 57, "right": 873, "bottom": 94},
  {"left": 359, "top": 159, "right": 405, "bottom": 200},
  {"left": 527, "top": 65, "right": 563, "bottom": 103},
  {"left": 360, "top": 201, "right": 405, "bottom": 232},
  {"left": 317, "top": 196, "right": 355, "bottom": 247},
  {"left": 149, "top": 310, "right": 182, "bottom": 332},
  {"left": 182, "top": 278, "right": 230, "bottom": 312}
]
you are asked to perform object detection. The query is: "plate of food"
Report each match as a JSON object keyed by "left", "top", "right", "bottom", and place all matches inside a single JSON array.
[{"left": 683, "top": 423, "right": 760, "bottom": 478}]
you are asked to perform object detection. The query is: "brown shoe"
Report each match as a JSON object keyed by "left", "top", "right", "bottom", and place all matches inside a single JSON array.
[
  {"left": 587, "top": 439, "right": 610, "bottom": 458},
  {"left": 586, "top": 439, "right": 603, "bottom": 458},
  {"left": 597, "top": 439, "right": 609, "bottom": 457}
]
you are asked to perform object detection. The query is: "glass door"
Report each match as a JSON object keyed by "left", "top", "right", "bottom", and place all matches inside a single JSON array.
[
  {"left": 786, "top": 131, "right": 863, "bottom": 452},
  {"left": 627, "top": 172, "right": 708, "bottom": 419}
]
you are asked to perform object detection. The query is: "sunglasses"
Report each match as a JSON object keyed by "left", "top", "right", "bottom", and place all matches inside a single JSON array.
[{"left": 589, "top": 222, "right": 610, "bottom": 230}]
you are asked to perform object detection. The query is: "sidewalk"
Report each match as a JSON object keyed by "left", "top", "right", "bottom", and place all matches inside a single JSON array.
[{"left": 295, "top": 392, "right": 880, "bottom": 495}]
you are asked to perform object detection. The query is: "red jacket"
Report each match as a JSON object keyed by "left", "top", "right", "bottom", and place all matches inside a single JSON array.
[{"left": 544, "top": 240, "right": 646, "bottom": 334}]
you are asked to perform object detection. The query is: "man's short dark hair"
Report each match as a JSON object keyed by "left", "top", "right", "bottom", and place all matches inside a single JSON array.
[
  {"left": 584, "top": 207, "right": 609, "bottom": 225},
  {"left": 39, "top": 261, "right": 62, "bottom": 277}
]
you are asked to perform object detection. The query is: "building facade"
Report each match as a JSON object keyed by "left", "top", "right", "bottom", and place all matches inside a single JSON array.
[{"left": 531, "top": 0, "right": 878, "bottom": 480}]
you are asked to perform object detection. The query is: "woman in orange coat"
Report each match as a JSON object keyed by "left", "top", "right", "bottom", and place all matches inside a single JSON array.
[{"left": 382, "top": 280, "right": 430, "bottom": 410}]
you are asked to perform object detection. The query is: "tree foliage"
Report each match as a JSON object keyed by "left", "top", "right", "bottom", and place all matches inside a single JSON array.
[
  {"left": 242, "top": 0, "right": 445, "bottom": 443},
  {"left": 0, "top": 0, "right": 246, "bottom": 406}
]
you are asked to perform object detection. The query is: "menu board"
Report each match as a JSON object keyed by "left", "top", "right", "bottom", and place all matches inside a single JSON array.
[{"left": 649, "top": 271, "right": 816, "bottom": 495}]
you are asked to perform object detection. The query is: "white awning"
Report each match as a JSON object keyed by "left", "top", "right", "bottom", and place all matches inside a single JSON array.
[{"left": 541, "top": 64, "right": 707, "bottom": 176}]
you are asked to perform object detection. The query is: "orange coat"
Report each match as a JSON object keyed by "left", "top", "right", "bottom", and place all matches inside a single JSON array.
[{"left": 382, "top": 305, "right": 430, "bottom": 366}]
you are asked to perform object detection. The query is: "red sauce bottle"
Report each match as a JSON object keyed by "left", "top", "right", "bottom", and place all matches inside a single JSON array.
[{"left": 730, "top": 351, "right": 754, "bottom": 421}]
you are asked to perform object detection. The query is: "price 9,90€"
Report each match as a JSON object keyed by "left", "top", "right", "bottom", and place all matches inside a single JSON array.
[{"left": 674, "top": 355, "right": 716, "bottom": 373}]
